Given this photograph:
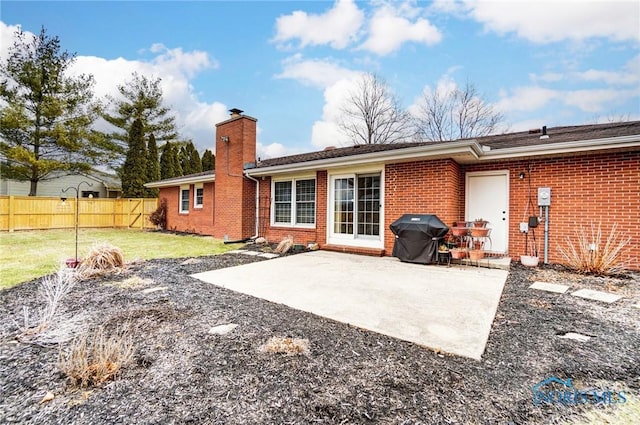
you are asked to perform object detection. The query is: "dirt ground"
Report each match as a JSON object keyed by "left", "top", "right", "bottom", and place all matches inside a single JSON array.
[{"left": 1, "top": 246, "right": 638, "bottom": 424}]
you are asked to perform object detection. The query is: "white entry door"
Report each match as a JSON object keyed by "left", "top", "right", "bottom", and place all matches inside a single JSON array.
[{"left": 466, "top": 171, "right": 509, "bottom": 253}]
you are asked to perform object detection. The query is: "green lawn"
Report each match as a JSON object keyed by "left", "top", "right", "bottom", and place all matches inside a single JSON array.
[{"left": 0, "top": 229, "right": 242, "bottom": 289}]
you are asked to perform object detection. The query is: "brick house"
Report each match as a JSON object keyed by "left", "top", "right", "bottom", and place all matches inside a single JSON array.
[{"left": 146, "top": 109, "right": 640, "bottom": 269}]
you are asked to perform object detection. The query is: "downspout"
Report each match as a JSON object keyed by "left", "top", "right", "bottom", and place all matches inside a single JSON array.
[{"left": 244, "top": 171, "right": 260, "bottom": 240}]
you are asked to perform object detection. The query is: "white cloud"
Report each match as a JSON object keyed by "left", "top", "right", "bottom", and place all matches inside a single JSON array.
[
  {"left": 529, "top": 72, "right": 564, "bottom": 83},
  {"left": 496, "top": 86, "right": 559, "bottom": 112},
  {"left": 0, "top": 22, "right": 224, "bottom": 154},
  {"left": 464, "top": 0, "right": 640, "bottom": 43},
  {"left": 496, "top": 85, "right": 639, "bottom": 114},
  {"left": 256, "top": 142, "right": 301, "bottom": 160},
  {"left": 311, "top": 77, "right": 362, "bottom": 149},
  {"left": 359, "top": 2, "right": 442, "bottom": 55},
  {"left": 273, "top": 0, "right": 364, "bottom": 49},
  {"left": 275, "top": 54, "right": 361, "bottom": 89}
]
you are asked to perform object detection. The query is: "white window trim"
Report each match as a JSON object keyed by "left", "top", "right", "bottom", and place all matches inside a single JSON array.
[
  {"left": 270, "top": 175, "right": 316, "bottom": 228},
  {"left": 194, "top": 183, "right": 204, "bottom": 209},
  {"left": 179, "top": 185, "right": 190, "bottom": 214}
]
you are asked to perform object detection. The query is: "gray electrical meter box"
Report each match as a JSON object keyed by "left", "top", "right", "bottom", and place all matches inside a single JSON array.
[{"left": 538, "top": 187, "right": 551, "bottom": 206}]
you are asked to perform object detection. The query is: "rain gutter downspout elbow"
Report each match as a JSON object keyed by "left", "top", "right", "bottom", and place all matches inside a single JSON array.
[{"left": 244, "top": 171, "right": 260, "bottom": 239}]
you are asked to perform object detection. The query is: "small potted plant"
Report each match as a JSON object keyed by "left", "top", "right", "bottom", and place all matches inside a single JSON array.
[
  {"left": 451, "top": 221, "right": 469, "bottom": 236},
  {"left": 450, "top": 247, "right": 467, "bottom": 259},
  {"left": 473, "top": 218, "right": 489, "bottom": 228},
  {"left": 470, "top": 227, "right": 490, "bottom": 237},
  {"left": 469, "top": 249, "right": 485, "bottom": 260}
]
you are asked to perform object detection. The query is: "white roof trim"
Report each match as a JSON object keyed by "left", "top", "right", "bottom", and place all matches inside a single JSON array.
[
  {"left": 479, "top": 135, "right": 640, "bottom": 160},
  {"left": 145, "top": 174, "right": 215, "bottom": 188},
  {"left": 247, "top": 141, "right": 483, "bottom": 176},
  {"left": 247, "top": 134, "right": 640, "bottom": 176}
]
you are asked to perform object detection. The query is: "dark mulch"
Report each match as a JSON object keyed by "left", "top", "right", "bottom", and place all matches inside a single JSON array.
[{"left": 1, "top": 248, "right": 638, "bottom": 424}]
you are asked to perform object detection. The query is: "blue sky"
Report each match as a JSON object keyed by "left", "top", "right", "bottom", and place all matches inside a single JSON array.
[{"left": 2, "top": 0, "right": 639, "bottom": 159}]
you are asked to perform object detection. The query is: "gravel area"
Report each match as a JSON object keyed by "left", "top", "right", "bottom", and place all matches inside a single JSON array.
[{"left": 1, "top": 246, "right": 638, "bottom": 424}]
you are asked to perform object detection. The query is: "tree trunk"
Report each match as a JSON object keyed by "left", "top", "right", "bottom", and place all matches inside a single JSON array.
[{"left": 29, "top": 180, "right": 38, "bottom": 196}]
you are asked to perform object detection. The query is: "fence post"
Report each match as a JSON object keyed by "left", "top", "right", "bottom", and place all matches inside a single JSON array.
[{"left": 8, "top": 195, "right": 14, "bottom": 232}]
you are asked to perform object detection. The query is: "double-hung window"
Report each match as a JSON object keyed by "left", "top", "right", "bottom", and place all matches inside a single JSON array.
[
  {"left": 272, "top": 178, "right": 316, "bottom": 226},
  {"left": 194, "top": 184, "right": 204, "bottom": 209},
  {"left": 179, "top": 185, "right": 190, "bottom": 213}
]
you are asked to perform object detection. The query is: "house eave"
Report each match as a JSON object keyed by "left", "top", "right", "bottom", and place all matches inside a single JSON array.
[
  {"left": 145, "top": 174, "right": 215, "bottom": 188},
  {"left": 477, "top": 135, "right": 640, "bottom": 161},
  {"left": 247, "top": 141, "right": 484, "bottom": 176},
  {"left": 247, "top": 134, "right": 640, "bottom": 176}
]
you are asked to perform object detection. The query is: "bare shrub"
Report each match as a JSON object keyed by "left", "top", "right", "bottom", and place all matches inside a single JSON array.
[
  {"left": 76, "top": 243, "right": 125, "bottom": 280},
  {"left": 258, "top": 336, "right": 310, "bottom": 356},
  {"left": 149, "top": 198, "right": 167, "bottom": 230},
  {"left": 58, "top": 326, "right": 134, "bottom": 388},
  {"left": 18, "top": 269, "right": 82, "bottom": 345},
  {"left": 558, "top": 223, "right": 631, "bottom": 275}
]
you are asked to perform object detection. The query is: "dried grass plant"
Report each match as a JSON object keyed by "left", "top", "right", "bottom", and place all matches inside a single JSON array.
[
  {"left": 76, "top": 243, "right": 125, "bottom": 280},
  {"left": 17, "top": 268, "right": 81, "bottom": 345},
  {"left": 259, "top": 336, "right": 310, "bottom": 356},
  {"left": 558, "top": 222, "right": 631, "bottom": 276},
  {"left": 58, "top": 325, "right": 134, "bottom": 388},
  {"left": 275, "top": 236, "right": 294, "bottom": 254}
]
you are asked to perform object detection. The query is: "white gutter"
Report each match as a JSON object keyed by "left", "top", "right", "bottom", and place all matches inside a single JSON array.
[
  {"left": 145, "top": 173, "right": 215, "bottom": 188},
  {"left": 246, "top": 141, "right": 484, "bottom": 176},
  {"left": 479, "top": 135, "right": 640, "bottom": 161},
  {"left": 244, "top": 171, "right": 260, "bottom": 239}
]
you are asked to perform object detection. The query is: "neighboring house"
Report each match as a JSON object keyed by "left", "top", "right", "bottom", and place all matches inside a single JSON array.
[
  {"left": 146, "top": 109, "right": 640, "bottom": 268},
  {"left": 1, "top": 170, "right": 122, "bottom": 198}
]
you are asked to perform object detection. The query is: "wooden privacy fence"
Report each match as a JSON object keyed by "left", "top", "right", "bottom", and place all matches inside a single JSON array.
[{"left": 0, "top": 196, "right": 158, "bottom": 231}]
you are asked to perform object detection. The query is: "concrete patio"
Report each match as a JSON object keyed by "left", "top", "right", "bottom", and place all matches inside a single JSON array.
[{"left": 191, "top": 250, "right": 509, "bottom": 360}]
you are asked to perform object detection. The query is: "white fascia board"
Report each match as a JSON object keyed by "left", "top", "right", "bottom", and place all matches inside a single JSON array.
[
  {"left": 246, "top": 141, "right": 483, "bottom": 177},
  {"left": 479, "top": 135, "right": 640, "bottom": 161},
  {"left": 145, "top": 174, "right": 215, "bottom": 188}
]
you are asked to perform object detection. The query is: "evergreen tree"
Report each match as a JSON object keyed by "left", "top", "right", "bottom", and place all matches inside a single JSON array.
[
  {"left": 145, "top": 133, "right": 160, "bottom": 197},
  {"left": 0, "top": 27, "right": 118, "bottom": 196},
  {"left": 160, "top": 141, "right": 176, "bottom": 179},
  {"left": 160, "top": 141, "right": 183, "bottom": 178},
  {"left": 121, "top": 118, "right": 147, "bottom": 198},
  {"left": 187, "top": 142, "right": 202, "bottom": 174},
  {"left": 201, "top": 149, "right": 215, "bottom": 171},
  {"left": 171, "top": 143, "right": 183, "bottom": 176},
  {"left": 102, "top": 72, "right": 178, "bottom": 163},
  {"left": 179, "top": 145, "right": 189, "bottom": 174}
]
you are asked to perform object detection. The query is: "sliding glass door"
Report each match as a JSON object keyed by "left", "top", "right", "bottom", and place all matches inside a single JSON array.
[{"left": 330, "top": 173, "right": 382, "bottom": 246}]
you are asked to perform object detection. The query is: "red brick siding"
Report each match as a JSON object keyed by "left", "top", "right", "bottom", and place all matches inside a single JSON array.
[
  {"left": 462, "top": 151, "right": 640, "bottom": 268},
  {"left": 259, "top": 171, "right": 328, "bottom": 247},
  {"left": 213, "top": 116, "right": 257, "bottom": 240},
  {"left": 159, "top": 182, "right": 215, "bottom": 234},
  {"left": 384, "top": 159, "right": 462, "bottom": 254}
]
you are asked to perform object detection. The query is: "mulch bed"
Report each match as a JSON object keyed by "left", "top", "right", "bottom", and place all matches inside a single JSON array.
[{"left": 1, "top": 247, "right": 638, "bottom": 424}]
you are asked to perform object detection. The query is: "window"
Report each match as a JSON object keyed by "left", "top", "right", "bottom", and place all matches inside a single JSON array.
[
  {"left": 180, "top": 186, "right": 190, "bottom": 213},
  {"left": 194, "top": 184, "right": 204, "bottom": 208},
  {"left": 274, "top": 181, "right": 291, "bottom": 223},
  {"left": 272, "top": 178, "right": 315, "bottom": 226}
]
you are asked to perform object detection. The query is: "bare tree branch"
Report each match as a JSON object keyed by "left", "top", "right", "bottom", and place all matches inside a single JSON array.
[
  {"left": 415, "top": 81, "right": 504, "bottom": 141},
  {"left": 339, "top": 73, "right": 414, "bottom": 144}
]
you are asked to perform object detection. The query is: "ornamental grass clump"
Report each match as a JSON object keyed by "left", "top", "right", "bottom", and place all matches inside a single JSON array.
[
  {"left": 259, "top": 336, "right": 310, "bottom": 356},
  {"left": 76, "top": 243, "right": 125, "bottom": 280},
  {"left": 58, "top": 326, "right": 134, "bottom": 388},
  {"left": 558, "top": 222, "right": 631, "bottom": 276}
]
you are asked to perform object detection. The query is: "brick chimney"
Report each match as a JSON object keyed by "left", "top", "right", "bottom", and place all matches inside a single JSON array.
[{"left": 214, "top": 108, "right": 257, "bottom": 240}]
